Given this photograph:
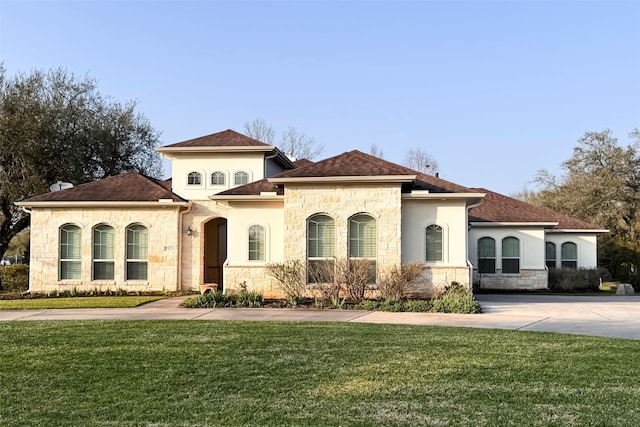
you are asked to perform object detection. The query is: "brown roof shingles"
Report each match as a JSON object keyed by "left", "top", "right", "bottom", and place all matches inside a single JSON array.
[
  {"left": 19, "top": 172, "right": 186, "bottom": 203},
  {"left": 215, "top": 179, "right": 283, "bottom": 196},
  {"left": 469, "top": 188, "right": 599, "bottom": 229},
  {"left": 160, "top": 129, "right": 271, "bottom": 149}
]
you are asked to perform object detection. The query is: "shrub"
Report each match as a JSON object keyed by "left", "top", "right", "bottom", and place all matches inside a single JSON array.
[
  {"left": 336, "top": 258, "right": 372, "bottom": 303},
  {"left": 431, "top": 283, "right": 481, "bottom": 314},
  {"left": 402, "top": 299, "right": 432, "bottom": 312},
  {"left": 0, "top": 264, "right": 29, "bottom": 293},
  {"left": 548, "top": 268, "right": 600, "bottom": 292},
  {"left": 180, "top": 290, "right": 264, "bottom": 308},
  {"left": 235, "top": 290, "right": 264, "bottom": 308},
  {"left": 378, "top": 263, "right": 427, "bottom": 301},
  {"left": 266, "top": 260, "right": 306, "bottom": 306}
]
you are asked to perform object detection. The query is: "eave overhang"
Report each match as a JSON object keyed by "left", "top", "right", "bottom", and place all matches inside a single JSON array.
[
  {"left": 15, "top": 201, "right": 190, "bottom": 208},
  {"left": 545, "top": 228, "right": 609, "bottom": 234},
  {"left": 208, "top": 195, "right": 284, "bottom": 202},
  {"left": 268, "top": 174, "right": 417, "bottom": 185},
  {"left": 469, "top": 221, "right": 559, "bottom": 228},
  {"left": 156, "top": 145, "right": 275, "bottom": 154}
]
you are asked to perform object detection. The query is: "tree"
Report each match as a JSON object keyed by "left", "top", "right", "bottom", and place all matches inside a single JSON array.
[
  {"left": 243, "top": 118, "right": 275, "bottom": 145},
  {"left": 243, "top": 118, "right": 323, "bottom": 160},
  {"left": 0, "top": 66, "right": 162, "bottom": 258},
  {"left": 530, "top": 128, "right": 640, "bottom": 281},
  {"left": 404, "top": 146, "right": 439, "bottom": 175},
  {"left": 369, "top": 143, "right": 384, "bottom": 159}
]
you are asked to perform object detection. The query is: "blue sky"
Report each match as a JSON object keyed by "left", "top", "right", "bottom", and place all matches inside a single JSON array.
[{"left": 2, "top": 0, "right": 639, "bottom": 195}]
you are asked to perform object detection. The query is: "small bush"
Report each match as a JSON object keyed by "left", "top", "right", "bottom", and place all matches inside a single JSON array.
[
  {"left": 431, "top": 283, "right": 481, "bottom": 314},
  {"left": 548, "top": 268, "right": 600, "bottom": 292},
  {"left": 378, "top": 263, "right": 426, "bottom": 301},
  {"left": 235, "top": 290, "right": 264, "bottom": 308},
  {"left": 180, "top": 290, "right": 264, "bottom": 308},
  {"left": 403, "top": 299, "right": 432, "bottom": 312},
  {"left": 354, "top": 299, "right": 431, "bottom": 313},
  {"left": 266, "top": 260, "right": 307, "bottom": 306},
  {"left": 0, "top": 264, "right": 29, "bottom": 293}
]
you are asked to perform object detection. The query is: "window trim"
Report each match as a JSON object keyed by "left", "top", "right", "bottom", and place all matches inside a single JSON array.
[
  {"left": 546, "top": 241, "right": 557, "bottom": 269},
  {"left": 210, "top": 171, "right": 226, "bottom": 186},
  {"left": 561, "top": 241, "right": 578, "bottom": 269},
  {"left": 477, "top": 236, "right": 496, "bottom": 274},
  {"left": 234, "top": 170, "right": 249, "bottom": 186}
]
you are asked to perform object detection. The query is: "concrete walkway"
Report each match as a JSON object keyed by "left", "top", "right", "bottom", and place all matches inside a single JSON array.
[{"left": 1, "top": 294, "right": 639, "bottom": 340}]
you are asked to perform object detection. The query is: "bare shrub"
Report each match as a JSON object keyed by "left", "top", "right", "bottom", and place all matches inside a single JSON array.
[
  {"left": 378, "top": 263, "right": 427, "bottom": 301},
  {"left": 336, "top": 258, "right": 372, "bottom": 303},
  {"left": 265, "top": 260, "right": 306, "bottom": 306}
]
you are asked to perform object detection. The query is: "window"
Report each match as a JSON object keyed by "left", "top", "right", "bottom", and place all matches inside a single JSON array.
[
  {"left": 561, "top": 242, "right": 578, "bottom": 269},
  {"left": 93, "top": 225, "right": 114, "bottom": 280},
  {"left": 349, "top": 214, "right": 376, "bottom": 283},
  {"left": 59, "top": 224, "right": 81, "bottom": 280},
  {"left": 126, "top": 224, "right": 148, "bottom": 280},
  {"left": 187, "top": 172, "right": 201, "bottom": 185},
  {"left": 502, "top": 237, "right": 520, "bottom": 274},
  {"left": 425, "top": 225, "right": 443, "bottom": 262},
  {"left": 211, "top": 171, "right": 225, "bottom": 186},
  {"left": 546, "top": 242, "right": 557, "bottom": 268},
  {"left": 307, "top": 214, "right": 335, "bottom": 283},
  {"left": 248, "top": 225, "right": 265, "bottom": 261},
  {"left": 234, "top": 171, "right": 248, "bottom": 185},
  {"left": 478, "top": 237, "right": 496, "bottom": 274}
]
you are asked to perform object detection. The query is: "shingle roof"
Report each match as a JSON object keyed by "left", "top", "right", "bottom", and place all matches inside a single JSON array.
[
  {"left": 215, "top": 179, "right": 283, "bottom": 196},
  {"left": 160, "top": 129, "right": 271, "bottom": 149},
  {"left": 293, "top": 158, "right": 314, "bottom": 168},
  {"left": 19, "top": 172, "right": 186, "bottom": 203},
  {"left": 469, "top": 188, "right": 599, "bottom": 230}
]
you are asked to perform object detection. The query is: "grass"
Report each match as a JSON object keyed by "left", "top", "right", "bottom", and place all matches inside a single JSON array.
[
  {"left": 0, "top": 296, "right": 165, "bottom": 309},
  {"left": 1, "top": 321, "right": 639, "bottom": 426}
]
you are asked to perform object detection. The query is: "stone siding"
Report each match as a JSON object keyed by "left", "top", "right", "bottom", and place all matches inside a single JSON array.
[
  {"left": 411, "top": 266, "right": 471, "bottom": 297},
  {"left": 28, "top": 206, "right": 182, "bottom": 294},
  {"left": 473, "top": 269, "right": 548, "bottom": 290}
]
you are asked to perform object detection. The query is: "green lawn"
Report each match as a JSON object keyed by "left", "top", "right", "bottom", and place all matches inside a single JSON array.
[
  {"left": 0, "top": 296, "right": 165, "bottom": 309},
  {"left": 1, "top": 322, "right": 639, "bottom": 426}
]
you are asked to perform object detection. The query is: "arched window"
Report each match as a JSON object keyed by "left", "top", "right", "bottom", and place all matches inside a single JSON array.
[
  {"left": 59, "top": 224, "right": 81, "bottom": 280},
  {"left": 126, "top": 224, "right": 148, "bottom": 281},
  {"left": 187, "top": 171, "right": 201, "bottom": 185},
  {"left": 248, "top": 225, "right": 265, "bottom": 261},
  {"left": 502, "top": 237, "right": 520, "bottom": 274},
  {"left": 234, "top": 171, "right": 248, "bottom": 185},
  {"left": 546, "top": 242, "right": 557, "bottom": 268},
  {"left": 211, "top": 171, "right": 225, "bottom": 186},
  {"left": 93, "top": 224, "right": 115, "bottom": 280},
  {"left": 561, "top": 242, "right": 577, "bottom": 269},
  {"left": 349, "top": 214, "right": 377, "bottom": 283},
  {"left": 425, "top": 225, "right": 443, "bottom": 262},
  {"left": 307, "top": 214, "right": 335, "bottom": 283},
  {"left": 478, "top": 237, "right": 496, "bottom": 274}
]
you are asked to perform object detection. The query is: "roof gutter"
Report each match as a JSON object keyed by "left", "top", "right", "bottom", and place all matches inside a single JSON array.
[
  {"left": 269, "top": 175, "right": 417, "bottom": 185},
  {"left": 14, "top": 201, "right": 190, "bottom": 208}
]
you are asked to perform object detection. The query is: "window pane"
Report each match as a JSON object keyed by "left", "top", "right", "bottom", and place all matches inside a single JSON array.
[
  {"left": 561, "top": 261, "right": 578, "bottom": 269},
  {"left": 61, "top": 261, "right": 81, "bottom": 280},
  {"left": 126, "top": 225, "right": 148, "bottom": 281},
  {"left": 188, "top": 172, "right": 201, "bottom": 185},
  {"left": 502, "top": 259, "right": 520, "bottom": 274},
  {"left": 93, "top": 225, "right": 114, "bottom": 260},
  {"left": 426, "top": 225, "right": 443, "bottom": 262},
  {"left": 308, "top": 215, "right": 334, "bottom": 258},
  {"left": 211, "top": 171, "right": 225, "bottom": 185},
  {"left": 60, "top": 225, "right": 81, "bottom": 280},
  {"left": 349, "top": 215, "right": 376, "bottom": 258},
  {"left": 479, "top": 258, "right": 495, "bottom": 274},
  {"left": 248, "top": 225, "right": 265, "bottom": 261},
  {"left": 478, "top": 237, "right": 496, "bottom": 258},
  {"left": 234, "top": 171, "right": 248, "bottom": 185},
  {"left": 561, "top": 242, "right": 577, "bottom": 260},
  {"left": 545, "top": 242, "right": 556, "bottom": 260},
  {"left": 127, "top": 262, "right": 148, "bottom": 281},
  {"left": 308, "top": 259, "right": 335, "bottom": 283},
  {"left": 502, "top": 237, "right": 519, "bottom": 257},
  {"left": 93, "top": 262, "right": 114, "bottom": 280}
]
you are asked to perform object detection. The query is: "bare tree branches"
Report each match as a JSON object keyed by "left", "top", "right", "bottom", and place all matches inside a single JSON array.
[{"left": 404, "top": 146, "right": 439, "bottom": 175}]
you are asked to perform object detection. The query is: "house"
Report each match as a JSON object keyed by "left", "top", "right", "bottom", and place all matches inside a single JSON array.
[{"left": 16, "top": 129, "right": 607, "bottom": 297}]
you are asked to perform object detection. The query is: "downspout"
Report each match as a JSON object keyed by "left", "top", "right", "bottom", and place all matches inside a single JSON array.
[
  {"left": 466, "top": 200, "right": 483, "bottom": 291},
  {"left": 178, "top": 201, "right": 193, "bottom": 292}
]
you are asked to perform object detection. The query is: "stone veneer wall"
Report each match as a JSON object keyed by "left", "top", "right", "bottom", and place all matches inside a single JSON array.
[
  {"left": 28, "top": 206, "right": 182, "bottom": 294},
  {"left": 283, "top": 183, "right": 403, "bottom": 282},
  {"left": 473, "top": 269, "right": 548, "bottom": 291},
  {"left": 224, "top": 265, "right": 281, "bottom": 298},
  {"left": 411, "top": 266, "right": 471, "bottom": 297}
]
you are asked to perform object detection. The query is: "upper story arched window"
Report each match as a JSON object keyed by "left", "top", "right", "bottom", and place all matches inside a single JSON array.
[
  {"left": 234, "top": 171, "right": 249, "bottom": 185},
  {"left": 187, "top": 171, "right": 202, "bottom": 185},
  {"left": 211, "top": 171, "right": 225, "bottom": 186}
]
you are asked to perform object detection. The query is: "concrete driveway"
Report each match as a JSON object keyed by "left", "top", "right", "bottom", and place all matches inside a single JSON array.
[{"left": 1, "top": 294, "right": 639, "bottom": 340}]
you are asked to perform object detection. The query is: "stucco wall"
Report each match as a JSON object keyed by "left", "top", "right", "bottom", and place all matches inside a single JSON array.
[
  {"left": 545, "top": 232, "right": 598, "bottom": 268},
  {"left": 468, "top": 226, "right": 547, "bottom": 270},
  {"left": 170, "top": 152, "right": 266, "bottom": 200},
  {"left": 28, "top": 205, "right": 182, "bottom": 294}
]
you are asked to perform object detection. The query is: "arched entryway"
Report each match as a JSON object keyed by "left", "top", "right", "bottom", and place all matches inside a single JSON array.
[{"left": 203, "top": 218, "right": 227, "bottom": 290}]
